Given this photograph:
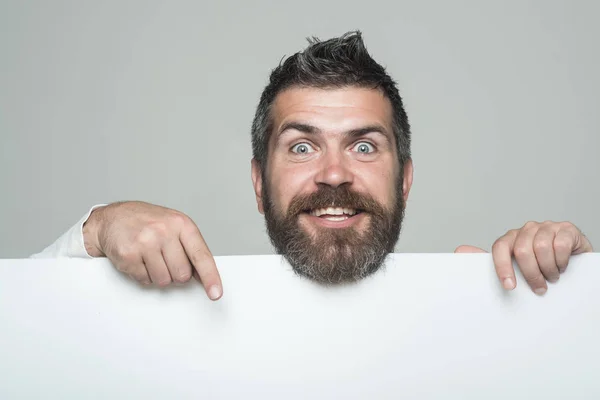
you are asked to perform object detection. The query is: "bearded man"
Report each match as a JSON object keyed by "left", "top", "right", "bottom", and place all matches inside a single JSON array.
[{"left": 33, "top": 31, "right": 594, "bottom": 300}]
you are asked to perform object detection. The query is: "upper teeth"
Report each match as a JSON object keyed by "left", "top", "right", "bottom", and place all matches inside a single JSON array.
[{"left": 311, "top": 207, "right": 357, "bottom": 217}]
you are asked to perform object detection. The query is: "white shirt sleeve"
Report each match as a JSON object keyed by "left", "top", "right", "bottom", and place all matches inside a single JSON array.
[{"left": 30, "top": 204, "right": 108, "bottom": 259}]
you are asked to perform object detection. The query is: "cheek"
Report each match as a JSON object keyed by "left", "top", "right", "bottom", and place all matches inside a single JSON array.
[
  {"left": 269, "top": 165, "right": 315, "bottom": 212},
  {"left": 361, "top": 167, "right": 398, "bottom": 207}
]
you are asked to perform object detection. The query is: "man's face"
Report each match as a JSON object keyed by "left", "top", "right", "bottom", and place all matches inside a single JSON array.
[{"left": 251, "top": 86, "right": 413, "bottom": 284}]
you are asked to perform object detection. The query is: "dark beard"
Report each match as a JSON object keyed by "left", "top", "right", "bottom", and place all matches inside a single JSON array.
[{"left": 262, "top": 176, "right": 405, "bottom": 285}]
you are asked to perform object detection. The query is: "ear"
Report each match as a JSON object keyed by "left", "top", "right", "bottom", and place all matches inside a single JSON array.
[
  {"left": 402, "top": 158, "right": 414, "bottom": 203},
  {"left": 251, "top": 159, "right": 265, "bottom": 215}
]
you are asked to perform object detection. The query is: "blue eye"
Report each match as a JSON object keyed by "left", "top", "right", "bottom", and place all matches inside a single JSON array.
[
  {"left": 291, "top": 143, "right": 315, "bottom": 154},
  {"left": 353, "top": 142, "right": 375, "bottom": 154}
]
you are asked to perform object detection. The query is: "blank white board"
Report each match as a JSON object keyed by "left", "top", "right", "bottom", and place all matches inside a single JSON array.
[{"left": 1, "top": 253, "right": 599, "bottom": 399}]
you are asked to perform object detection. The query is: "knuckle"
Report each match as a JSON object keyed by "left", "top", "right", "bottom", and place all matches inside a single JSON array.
[
  {"left": 523, "top": 221, "right": 539, "bottom": 230},
  {"left": 135, "top": 274, "right": 150, "bottom": 285},
  {"left": 188, "top": 248, "right": 210, "bottom": 267},
  {"left": 137, "top": 223, "right": 168, "bottom": 244},
  {"left": 175, "top": 271, "right": 192, "bottom": 283},
  {"left": 156, "top": 278, "right": 171, "bottom": 287},
  {"left": 168, "top": 211, "right": 188, "bottom": 227},
  {"left": 492, "top": 238, "right": 508, "bottom": 253},
  {"left": 513, "top": 245, "right": 530, "bottom": 258},
  {"left": 533, "top": 240, "right": 551, "bottom": 253},
  {"left": 136, "top": 229, "right": 158, "bottom": 247},
  {"left": 181, "top": 217, "right": 202, "bottom": 237},
  {"left": 136, "top": 214, "right": 189, "bottom": 246},
  {"left": 524, "top": 274, "right": 543, "bottom": 286},
  {"left": 149, "top": 220, "right": 170, "bottom": 236},
  {"left": 492, "top": 229, "right": 518, "bottom": 251},
  {"left": 559, "top": 221, "right": 576, "bottom": 232},
  {"left": 115, "top": 246, "right": 138, "bottom": 264},
  {"left": 554, "top": 237, "right": 571, "bottom": 251}
]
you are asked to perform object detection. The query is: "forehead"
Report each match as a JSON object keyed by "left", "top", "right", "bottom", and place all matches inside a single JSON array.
[{"left": 270, "top": 86, "right": 394, "bottom": 133}]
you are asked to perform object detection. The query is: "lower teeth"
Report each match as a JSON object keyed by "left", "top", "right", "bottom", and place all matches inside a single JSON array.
[{"left": 324, "top": 216, "right": 347, "bottom": 221}]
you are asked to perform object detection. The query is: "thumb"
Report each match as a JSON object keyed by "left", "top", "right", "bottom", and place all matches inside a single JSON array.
[{"left": 454, "top": 245, "right": 488, "bottom": 253}]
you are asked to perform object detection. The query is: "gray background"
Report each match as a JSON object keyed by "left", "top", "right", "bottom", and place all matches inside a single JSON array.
[{"left": 1, "top": 0, "right": 598, "bottom": 258}]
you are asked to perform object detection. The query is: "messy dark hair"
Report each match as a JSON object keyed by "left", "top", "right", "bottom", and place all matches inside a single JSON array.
[{"left": 250, "top": 30, "right": 411, "bottom": 170}]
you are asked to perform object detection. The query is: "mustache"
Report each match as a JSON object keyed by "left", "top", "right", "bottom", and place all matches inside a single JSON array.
[{"left": 286, "top": 184, "right": 387, "bottom": 217}]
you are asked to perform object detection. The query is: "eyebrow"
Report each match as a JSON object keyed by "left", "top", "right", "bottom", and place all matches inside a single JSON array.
[{"left": 278, "top": 121, "right": 391, "bottom": 141}]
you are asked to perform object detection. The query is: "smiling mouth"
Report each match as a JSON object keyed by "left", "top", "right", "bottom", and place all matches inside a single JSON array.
[{"left": 304, "top": 207, "right": 364, "bottom": 221}]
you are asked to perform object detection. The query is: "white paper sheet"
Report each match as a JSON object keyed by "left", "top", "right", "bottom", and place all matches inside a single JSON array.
[{"left": 1, "top": 253, "right": 599, "bottom": 399}]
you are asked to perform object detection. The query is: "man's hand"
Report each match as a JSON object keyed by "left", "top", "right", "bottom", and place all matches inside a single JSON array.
[
  {"left": 83, "top": 201, "right": 222, "bottom": 300},
  {"left": 455, "top": 221, "right": 593, "bottom": 295}
]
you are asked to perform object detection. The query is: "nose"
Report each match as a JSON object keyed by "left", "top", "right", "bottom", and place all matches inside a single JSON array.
[{"left": 314, "top": 150, "right": 354, "bottom": 188}]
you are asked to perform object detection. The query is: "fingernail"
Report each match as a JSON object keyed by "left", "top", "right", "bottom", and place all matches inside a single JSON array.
[
  {"left": 503, "top": 278, "right": 515, "bottom": 290},
  {"left": 535, "top": 287, "right": 547, "bottom": 296},
  {"left": 208, "top": 285, "right": 222, "bottom": 300}
]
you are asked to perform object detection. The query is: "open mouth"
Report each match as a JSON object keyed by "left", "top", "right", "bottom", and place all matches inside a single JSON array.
[{"left": 305, "top": 207, "right": 364, "bottom": 221}]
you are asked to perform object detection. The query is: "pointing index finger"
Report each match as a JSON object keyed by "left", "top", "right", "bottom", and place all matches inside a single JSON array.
[
  {"left": 491, "top": 229, "right": 519, "bottom": 290},
  {"left": 179, "top": 220, "right": 223, "bottom": 301}
]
